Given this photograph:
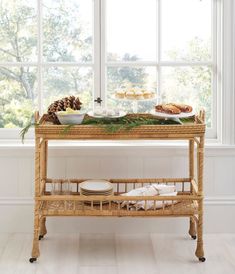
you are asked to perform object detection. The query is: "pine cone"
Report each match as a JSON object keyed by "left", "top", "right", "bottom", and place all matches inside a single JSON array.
[{"left": 47, "top": 96, "right": 82, "bottom": 124}]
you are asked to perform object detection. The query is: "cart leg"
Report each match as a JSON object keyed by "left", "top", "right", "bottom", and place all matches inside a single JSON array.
[
  {"left": 30, "top": 134, "right": 41, "bottom": 263},
  {"left": 188, "top": 140, "right": 197, "bottom": 240},
  {"left": 30, "top": 202, "right": 40, "bottom": 262},
  {"left": 39, "top": 217, "right": 47, "bottom": 240},
  {"left": 195, "top": 209, "right": 205, "bottom": 262},
  {"left": 189, "top": 217, "right": 197, "bottom": 239},
  {"left": 38, "top": 139, "right": 47, "bottom": 242},
  {"left": 195, "top": 134, "right": 205, "bottom": 262}
]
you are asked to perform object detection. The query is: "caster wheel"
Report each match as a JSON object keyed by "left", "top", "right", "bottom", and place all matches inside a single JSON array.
[
  {"left": 39, "top": 235, "right": 44, "bottom": 240},
  {"left": 29, "top": 257, "right": 37, "bottom": 263},
  {"left": 191, "top": 235, "right": 197, "bottom": 240},
  {"left": 199, "top": 257, "right": 206, "bottom": 262}
]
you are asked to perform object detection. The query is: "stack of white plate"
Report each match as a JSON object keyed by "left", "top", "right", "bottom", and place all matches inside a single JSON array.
[{"left": 80, "top": 180, "right": 113, "bottom": 204}]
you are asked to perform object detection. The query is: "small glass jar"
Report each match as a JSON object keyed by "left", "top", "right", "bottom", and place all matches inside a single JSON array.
[
  {"left": 51, "top": 179, "right": 62, "bottom": 195},
  {"left": 62, "top": 179, "right": 72, "bottom": 195}
]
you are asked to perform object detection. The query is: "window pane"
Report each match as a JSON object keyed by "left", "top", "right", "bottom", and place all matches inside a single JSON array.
[
  {"left": 0, "top": 66, "right": 37, "bottom": 128},
  {"left": 0, "top": 0, "right": 37, "bottom": 62},
  {"left": 43, "top": 67, "right": 93, "bottom": 112},
  {"left": 106, "top": 0, "right": 157, "bottom": 62},
  {"left": 161, "top": 0, "right": 211, "bottom": 62},
  {"left": 107, "top": 66, "right": 157, "bottom": 112},
  {"left": 161, "top": 66, "right": 212, "bottom": 127},
  {"left": 43, "top": 0, "right": 93, "bottom": 62}
]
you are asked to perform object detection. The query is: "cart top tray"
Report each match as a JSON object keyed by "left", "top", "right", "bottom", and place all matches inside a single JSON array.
[{"left": 35, "top": 111, "right": 205, "bottom": 140}]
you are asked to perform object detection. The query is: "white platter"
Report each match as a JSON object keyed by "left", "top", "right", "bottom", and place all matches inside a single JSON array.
[
  {"left": 81, "top": 190, "right": 113, "bottom": 195},
  {"left": 79, "top": 180, "right": 113, "bottom": 192},
  {"left": 87, "top": 110, "right": 127, "bottom": 119},
  {"left": 112, "top": 95, "right": 157, "bottom": 102},
  {"left": 150, "top": 109, "right": 195, "bottom": 119}
]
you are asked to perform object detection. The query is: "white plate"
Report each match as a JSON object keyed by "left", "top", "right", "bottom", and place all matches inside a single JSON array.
[
  {"left": 80, "top": 190, "right": 113, "bottom": 196},
  {"left": 87, "top": 110, "right": 127, "bottom": 119},
  {"left": 80, "top": 180, "right": 113, "bottom": 192},
  {"left": 112, "top": 95, "right": 157, "bottom": 102},
  {"left": 150, "top": 109, "right": 195, "bottom": 119},
  {"left": 80, "top": 188, "right": 113, "bottom": 194}
]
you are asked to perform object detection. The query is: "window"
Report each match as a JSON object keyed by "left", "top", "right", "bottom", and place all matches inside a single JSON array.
[
  {"left": 0, "top": 0, "right": 93, "bottom": 130},
  {"left": 0, "top": 0, "right": 222, "bottom": 139},
  {"left": 105, "top": 0, "right": 216, "bottom": 137}
]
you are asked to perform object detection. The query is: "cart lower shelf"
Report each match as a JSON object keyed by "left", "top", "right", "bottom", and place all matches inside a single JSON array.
[
  {"left": 40, "top": 199, "right": 198, "bottom": 217},
  {"left": 39, "top": 178, "right": 200, "bottom": 217},
  {"left": 30, "top": 177, "right": 205, "bottom": 263}
]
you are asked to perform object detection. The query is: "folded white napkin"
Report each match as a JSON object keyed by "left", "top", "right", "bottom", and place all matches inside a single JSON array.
[
  {"left": 120, "top": 184, "right": 178, "bottom": 210},
  {"left": 135, "top": 192, "right": 178, "bottom": 210}
]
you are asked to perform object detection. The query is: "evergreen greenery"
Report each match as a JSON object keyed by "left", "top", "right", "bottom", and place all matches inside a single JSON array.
[{"left": 20, "top": 114, "right": 194, "bottom": 143}]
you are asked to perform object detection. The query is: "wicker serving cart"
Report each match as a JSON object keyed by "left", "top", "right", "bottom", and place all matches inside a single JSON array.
[{"left": 29, "top": 111, "right": 206, "bottom": 263}]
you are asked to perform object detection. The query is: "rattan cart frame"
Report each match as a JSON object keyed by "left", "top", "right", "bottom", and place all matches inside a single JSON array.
[{"left": 29, "top": 111, "right": 206, "bottom": 263}]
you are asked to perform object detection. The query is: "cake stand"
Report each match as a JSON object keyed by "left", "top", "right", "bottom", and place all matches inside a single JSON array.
[{"left": 111, "top": 95, "right": 158, "bottom": 113}]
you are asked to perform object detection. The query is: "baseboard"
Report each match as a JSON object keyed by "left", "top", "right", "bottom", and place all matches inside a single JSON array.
[
  {"left": 0, "top": 196, "right": 235, "bottom": 234},
  {"left": 0, "top": 197, "right": 33, "bottom": 205},
  {"left": 204, "top": 196, "right": 235, "bottom": 205}
]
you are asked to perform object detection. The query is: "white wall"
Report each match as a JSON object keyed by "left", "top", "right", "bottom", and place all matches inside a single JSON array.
[{"left": 0, "top": 143, "right": 235, "bottom": 233}]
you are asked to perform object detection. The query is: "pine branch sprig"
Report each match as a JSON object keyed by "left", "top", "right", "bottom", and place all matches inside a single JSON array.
[{"left": 20, "top": 121, "right": 39, "bottom": 143}]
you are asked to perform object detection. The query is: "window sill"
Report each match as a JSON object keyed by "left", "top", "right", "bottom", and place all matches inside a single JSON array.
[
  {"left": 0, "top": 138, "right": 233, "bottom": 148},
  {"left": 0, "top": 139, "right": 235, "bottom": 157}
]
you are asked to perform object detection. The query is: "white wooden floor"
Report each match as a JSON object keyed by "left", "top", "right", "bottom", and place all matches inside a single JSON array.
[{"left": 0, "top": 233, "right": 234, "bottom": 274}]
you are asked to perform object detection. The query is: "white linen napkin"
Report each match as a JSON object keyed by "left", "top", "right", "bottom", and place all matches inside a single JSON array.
[
  {"left": 135, "top": 192, "right": 178, "bottom": 210},
  {"left": 120, "top": 184, "right": 178, "bottom": 210}
]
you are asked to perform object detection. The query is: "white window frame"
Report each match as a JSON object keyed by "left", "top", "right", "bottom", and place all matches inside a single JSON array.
[
  {"left": 101, "top": 0, "right": 221, "bottom": 140},
  {"left": 0, "top": 0, "right": 232, "bottom": 144},
  {"left": 0, "top": 0, "right": 96, "bottom": 140}
]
